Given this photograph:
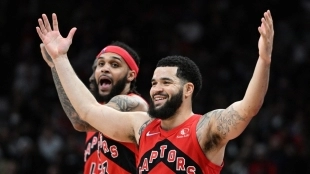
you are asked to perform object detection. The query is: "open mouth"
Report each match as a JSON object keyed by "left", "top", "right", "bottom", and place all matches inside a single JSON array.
[
  {"left": 154, "top": 96, "right": 167, "bottom": 101},
  {"left": 98, "top": 76, "right": 112, "bottom": 90},
  {"left": 153, "top": 95, "right": 168, "bottom": 106}
]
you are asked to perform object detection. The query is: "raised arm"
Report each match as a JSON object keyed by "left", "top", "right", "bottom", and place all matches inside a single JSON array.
[
  {"left": 40, "top": 44, "right": 94, "bottom": 131},
  {"left": 41, "top": 44, "right": 149, "bottom": 133},
  {"left": 196, "top": 10, "right": 274, "bottom": 164},
  {"left": 36, "top": 13, "right": 149, "bottom": 143},
  {"left": 53, "top": 56, "right": 149, "bottom": 143}
]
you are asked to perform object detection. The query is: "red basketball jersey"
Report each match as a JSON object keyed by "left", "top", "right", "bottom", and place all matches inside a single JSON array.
[
  {"left": 138, "top": 114, "right": 223, "bottom": 174},
  {"left": 84, "top": 132, "right": 138, "bottom": 174},
  {"left": 84, "top": 93, "right": 142, "bottom": 174}
]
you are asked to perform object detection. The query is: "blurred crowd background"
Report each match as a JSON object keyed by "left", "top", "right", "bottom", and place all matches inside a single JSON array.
[{"left": 0, "top": 0, "right": 309, "bottom": 173}]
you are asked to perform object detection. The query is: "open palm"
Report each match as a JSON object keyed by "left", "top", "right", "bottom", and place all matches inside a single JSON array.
[
  {"left": 36, "top": 13, "right": 76, "bottom": 59},
  {"left": 258, "top": 10, "right": 274, "bottom": 62}
]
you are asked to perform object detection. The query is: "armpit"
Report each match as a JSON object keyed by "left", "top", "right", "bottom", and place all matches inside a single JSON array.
[{"left": 196, "top": 111, "right": 224, "bottom": 152}]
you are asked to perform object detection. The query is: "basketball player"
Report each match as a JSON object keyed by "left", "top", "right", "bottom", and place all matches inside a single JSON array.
[
  {"left": 40, "top": 40, "right": 148, "bottom": 173},
  {"left": 36, "top": 10, "right": 273, "bottom": 173}
]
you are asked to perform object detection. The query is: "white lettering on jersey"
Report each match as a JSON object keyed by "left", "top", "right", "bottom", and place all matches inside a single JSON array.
[
  {"left": 138, "top": 145, "right": 196, "bottom": 173},
  {"left": 84, "top": 134, "right": 119, "bottom": 161}
]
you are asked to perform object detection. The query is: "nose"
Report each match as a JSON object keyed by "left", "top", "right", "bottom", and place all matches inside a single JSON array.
[
  {"left": 100, "top": 64, "right": 110, "bottom": 73},
  {"left": 151, "top": 84, "right": 164, "bottom": 94}
]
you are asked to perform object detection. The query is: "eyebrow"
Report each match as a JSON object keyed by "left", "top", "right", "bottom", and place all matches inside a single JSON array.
[
  {"left": 151, "top": 77, "right": 173, "bottom": 82},
  {"left": 97, "top": 56, "right": 122, "bottom": 62}
]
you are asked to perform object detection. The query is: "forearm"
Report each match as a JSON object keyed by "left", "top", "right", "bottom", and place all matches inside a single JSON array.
[
  {"left": 52, "top": 55, "right": 142, "bottom": 143},
  {"left": 241, "top": 57, "right": 270, "bottom": 116},
  {"left": 53, "top": 55, "right": 99, "bottom": 120},
  {"left": 205, "top": 58, "right": 270, "bottom": 142},
  {"left": 51, "top": 67, "right": 94, "bottom": 131}
]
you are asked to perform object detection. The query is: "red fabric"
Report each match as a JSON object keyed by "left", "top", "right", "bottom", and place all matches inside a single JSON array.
[
  {"left": 84, "top": 94, "right": 143, "bottom": 174},
  {"left": 138, "top": 114, "right": 223, "bottom": 174},
  {"left": 96, "top": 46, "right": 139, "bottom": 76},
  {"left": 84, "top": 132, "right": 137, "bottom": 174}
]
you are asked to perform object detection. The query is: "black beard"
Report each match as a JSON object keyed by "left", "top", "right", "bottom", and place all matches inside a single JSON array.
[
  {"left": 89, "top": 74, "right": 128, "bottom": 103},
  {"left": 148, "top": 88, "right": 183, "bottom": 120}
]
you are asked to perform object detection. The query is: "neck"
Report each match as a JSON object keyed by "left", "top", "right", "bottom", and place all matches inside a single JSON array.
[
  {"left": 160, "top": 103, "right": 193, "bottom": 131},
  {"left": 120, "top": 83, "right": 132, "bottom": 95}
]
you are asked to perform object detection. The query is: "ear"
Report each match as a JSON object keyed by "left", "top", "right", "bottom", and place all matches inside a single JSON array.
[
  {"left": 127, "top": 70, "right": 136, "bottom": 82},
  {"left": 184, "top": 82, "right": 194, "bottom": 98}
]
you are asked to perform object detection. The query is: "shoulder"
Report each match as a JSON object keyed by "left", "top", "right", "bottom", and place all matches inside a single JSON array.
[
  {"left": 125, "top": 94, "right": 148, "bottom": 112},
  {"left": 129, "top": 94, "right": 148, "bottom": 110},
  {"left": 128, "top": 93, "right": 148, "bottom": 104},
  {"left": 107, "top": 94, "right": 148, "bottom": 112},
  {"left": 196, "top": 109, "right": 225, "bottom": 133}
]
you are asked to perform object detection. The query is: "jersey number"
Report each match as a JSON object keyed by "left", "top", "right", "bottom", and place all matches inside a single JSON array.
[{"left": 89, "top": 161, "right": 109, "bottom": 174}]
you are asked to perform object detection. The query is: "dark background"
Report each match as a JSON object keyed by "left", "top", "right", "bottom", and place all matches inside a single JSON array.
[{"left": 0, "top": 0, "right": 309, "bottom": 173}]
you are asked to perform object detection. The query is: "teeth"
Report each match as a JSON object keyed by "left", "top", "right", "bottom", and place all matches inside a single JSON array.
[{"left": 154, "top": 97, "right": 166, "bottom": 101}]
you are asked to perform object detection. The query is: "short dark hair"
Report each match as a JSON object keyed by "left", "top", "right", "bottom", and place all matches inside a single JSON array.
[{"left": 156, "top": 55, "right": 202, "bottom": 98}]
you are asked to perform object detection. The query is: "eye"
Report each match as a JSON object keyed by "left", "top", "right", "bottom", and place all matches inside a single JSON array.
[
  {"left": 163, "top": 81, "right": 171, "bottom": 85},
  {"left": 151, "top": 81, "right": 157, "bottom": 86},
  {"left": 111, "top": 62, "right": 119, "bottom": 68},
  {"left": 98, "top": 62, "right": 104, "bottom": 67}
]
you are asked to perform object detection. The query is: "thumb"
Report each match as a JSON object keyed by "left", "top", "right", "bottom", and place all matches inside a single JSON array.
[{"left": 67, "top": 27, "right": 77, "bottom": 41}]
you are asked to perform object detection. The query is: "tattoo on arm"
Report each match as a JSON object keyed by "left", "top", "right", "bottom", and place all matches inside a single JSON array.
[
  {"left": 197, "top": 107, "right": 245, "bottom": 151},
  {"left": 45, "top": 51, "right": 53, "bottom": 62},
  {"left": 196, "top": 112, "right": 211, "bottom": 141},
  {"left": 197, "top": 113, "right": 221, "bottom": 151},
  {"left": 138, "top": 119, "right": 152, "bottom": 136},
  {"left": 215, "top": 106, "right": 245, "bottom": 137},
  {"left": 108, "top": 95, "right": 139, "bottom": 112},
  {"left": 51, "top": 67, "right": 92, "bottom": 131}
]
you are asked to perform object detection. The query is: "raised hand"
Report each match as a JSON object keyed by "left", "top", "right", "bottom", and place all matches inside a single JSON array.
[
  {"left": 258, "top": 10, "right": 274, "bottom": 62},
  {"left": 36, "top": 13, "right": 77, "bottom": 59}
]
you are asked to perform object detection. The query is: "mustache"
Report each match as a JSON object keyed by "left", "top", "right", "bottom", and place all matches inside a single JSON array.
[{"left": 152, "top": 92, "right": 168, "bottom": 97}]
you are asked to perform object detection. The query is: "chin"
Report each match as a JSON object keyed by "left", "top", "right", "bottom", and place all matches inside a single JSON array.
[
  {"left": 154, "top": 103, "right": 165, "bottom": 109},
  {"left": 154, "top": 100, "right": 168, "bottom": 107},
  {"left": 99, "top": 90, "right": 110, "bottom": 95}
]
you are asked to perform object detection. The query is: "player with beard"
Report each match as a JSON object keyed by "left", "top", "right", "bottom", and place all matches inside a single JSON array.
[
  {"left": 37, "top": 10, "right": 274, "bottom": 173},
  {"left": 147, "top": 85, "right": 183, "bottom": 120},
  {"left": 39, "top": 40, "right": 148, "bottom": 174}
]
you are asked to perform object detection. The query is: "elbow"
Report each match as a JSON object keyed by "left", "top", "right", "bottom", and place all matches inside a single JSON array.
[
  {"left": 72, "top": 124, "right": 85, "bottom": 132},
  {"left": 249, "top": 108, "right": 260, "bottom": 117},
  {"left": 79, "top": 104, "right": 96, "bottom": 122},
  {"left": 241, "top": 99, "right": 264, "bottom": 117},
  {"left": 71, "top": 122, "right": 87, "bottom": 132},
  {"left": 249, "top": 102, "right": 264, "bottom": 117}
]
